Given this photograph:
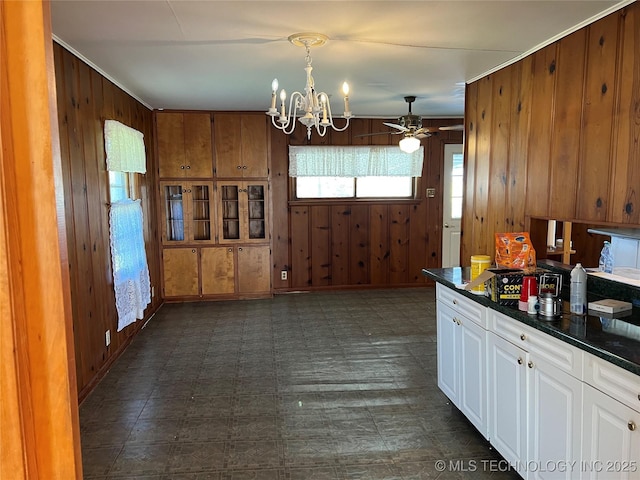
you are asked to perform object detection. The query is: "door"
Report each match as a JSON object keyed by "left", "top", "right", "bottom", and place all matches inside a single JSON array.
[
  {"left": 582, "top": 384, "right": 640, "bottom": 480},
  {"left": 201, "top": 247, "right": 235, "bottom": 295},
  {"left": 237, "top": 245, "right": 271, "bottom": 294},
  {"left": 527, "top": 356, "right": 582, "bottom": 480},
  {"left": 442, "top": 144, "right": 463, "bottom": 267},
  {"left": 163, "top": 248, "right": 199, "bottom": 297},
  {"left": 487, "top": 332, "right": 528, "bottom": 477},
  {"left": 436, "top": 301, "right": 460, "bottom": 405}
]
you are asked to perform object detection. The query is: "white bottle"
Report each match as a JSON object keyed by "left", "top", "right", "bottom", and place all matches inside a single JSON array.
[{"left": 570, "top": 263, "right": 587, "bottom": 315}]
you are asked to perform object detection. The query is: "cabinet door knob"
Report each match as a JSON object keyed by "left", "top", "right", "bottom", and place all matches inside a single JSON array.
[
  {"left": 238, "top": 247, "right": 243, "bottom": 251},
  {"left": 191, "top": 249, "right": 196, "bottom": 253},
  {"left": 528, "top": 361, "right": 534, "bottom": 369},
  {"left": 520, "top": 334, "right": 526, "bottom": 341},
  {"left": 517, "top": 357, "right": 523, "bottom": 365},
  {"left": 243, "top": 165, "right": 247, "bottom": 169},
  {"left": 628, "top": 421, "right": 636, "bottom": 431},
  {"left": 186, "top": 165, "right": 191, "bottom": 169},
  {"left": 228, "top": 248, "right": 232, "bottom": 252},
  {"left": 181, "top": 165, "right": 185, "bottom": 169},
  {"left": 237, "top": 165, "right": 242, "bottom": 169},
  {"left": 452, "top": 299, "right": 457, "bottom": 305}
]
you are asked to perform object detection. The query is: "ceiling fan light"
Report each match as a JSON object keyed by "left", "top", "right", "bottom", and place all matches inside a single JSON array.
[{"left": 399, "top": 136, "right": 420, "bottom": 153}]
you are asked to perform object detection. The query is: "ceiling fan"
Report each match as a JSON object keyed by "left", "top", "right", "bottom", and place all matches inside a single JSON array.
[{"left": 358, "top": 96, "right": 464, "bottom": 152}]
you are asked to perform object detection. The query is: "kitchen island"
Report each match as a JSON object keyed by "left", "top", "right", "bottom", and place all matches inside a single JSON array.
[{"left": 423, "top": 265, "right": 640, "bottom": 480}]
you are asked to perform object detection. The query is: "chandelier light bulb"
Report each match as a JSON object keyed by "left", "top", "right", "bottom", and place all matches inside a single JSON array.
[
  {"left": 399, "top": 136, "right": 421, "bottom": 153},
  {"left": 269, "top": 78, "right": 279, "bottom": 113},
  {"left": 266, "top": 32, "right": 353, "bottom": 139}
]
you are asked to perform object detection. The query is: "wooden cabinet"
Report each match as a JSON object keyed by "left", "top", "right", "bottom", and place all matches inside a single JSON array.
[
  {"left": 214, "top": 113, "right": 268, "bottom": 178},
  {"left": 157, "top": 111, "right": 272, "bottom": 300},
  {"left": 157, "top": 112, "right": 213, "bottom": 178},
  {"left": 436, "top": 285, "right": 488, "bottom": 438},
  {"left": 199, "top": 245, "right": 271, "bottom": 296},
  {"left": 217, "top": 181, "right": 268, "bottom": 243},
  {"left": 160, "top": 181, "right": 214, "bottom": 244},
  {"left": 162, "top": 247, "right": 200, "bottom": 297},
  {"left": 237, "top": 245, "right": 271, "bottom": 294}
]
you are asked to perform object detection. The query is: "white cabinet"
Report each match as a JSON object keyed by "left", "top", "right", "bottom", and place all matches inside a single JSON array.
[
  {"left": 581, "top": 352, "right": 640, "bottom": 479},
  {"left": 487, "top": 331, "right": 528, "bottom": 476},
  {"left": 488, "top": 310, "right": 583, "bottom": 480},
  {"left": 581, "top": 384, "right": 640, "bottom": 480},
  {"left": 436, "top": 284, "right": 488, "bottom": 438}
]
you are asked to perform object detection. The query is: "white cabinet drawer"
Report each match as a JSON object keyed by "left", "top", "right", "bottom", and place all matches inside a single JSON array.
[
  {"left": 436, "top": 283, "right": 487, "bottom": 328},
  {"left": 583, "top": 351, "right": 640, "bottom": 413},
  {"left": 490, "top": 310, "right": 582, "bottom": 379}
]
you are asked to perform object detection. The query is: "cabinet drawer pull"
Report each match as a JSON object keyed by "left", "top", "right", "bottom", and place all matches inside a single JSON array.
[
  {"left": 517, "top": 357, "right": 523, "bottom": 365},
  {"left": 528, "top": 361, "right": 534, "bottom": 369},
  {"left": 629, "top": 421, "right": 636, "bottom": 431},
  {"left": 520, "top": 334, "right": 526, "bottom": 341}
]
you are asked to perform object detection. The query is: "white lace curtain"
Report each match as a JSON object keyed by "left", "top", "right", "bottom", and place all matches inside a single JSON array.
[
  {"left": 109, "top": 199, "right": 151, "bottom": 331},
  {"left": 105, "top": 119, "right": 146, "bottom": 173},
  {"left": 289, "top": 145, "right": 424, "bottom": 177}
]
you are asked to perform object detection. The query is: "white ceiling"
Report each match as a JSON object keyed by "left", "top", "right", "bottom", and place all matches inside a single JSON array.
[{"left": 50, "top": 0, "right": 629, "bottom": 119}]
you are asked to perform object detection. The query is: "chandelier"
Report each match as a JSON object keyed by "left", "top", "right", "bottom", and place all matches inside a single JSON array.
[{"left": 267, "top": 33, "right": 352, "bottom": 139}]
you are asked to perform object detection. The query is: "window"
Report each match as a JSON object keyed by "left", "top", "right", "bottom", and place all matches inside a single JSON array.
[
  {"left": 290, "top": 145, "right": 422, "bottom": 200},
  {"left": 296, "top": 176, "right": 414, "bottom": 199},
  {"left": 109, "top": 171, "right": 139, "bottom": 203},
  {"left": 450, "top": 152, "right": 464, "bottom": 219}
]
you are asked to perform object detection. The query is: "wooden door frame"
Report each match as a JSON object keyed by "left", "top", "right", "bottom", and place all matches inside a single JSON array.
[{"left": 1, "top": 1, "right": 82, "bottom": 478}]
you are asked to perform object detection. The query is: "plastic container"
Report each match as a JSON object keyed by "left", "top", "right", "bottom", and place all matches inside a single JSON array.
[
  {"left": 570, "top": 263, "right": 587, "bottom": 315},
  {"left": 470, "top": 255, "right": 491, "bottom": 294},
  {"left": 598, "top": 241, "right": 613, "bottom": 274}
]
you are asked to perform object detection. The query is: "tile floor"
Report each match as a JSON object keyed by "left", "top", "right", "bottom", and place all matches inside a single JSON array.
[{"left": 80, "top": 287, "right": 520, "bottom": 479}]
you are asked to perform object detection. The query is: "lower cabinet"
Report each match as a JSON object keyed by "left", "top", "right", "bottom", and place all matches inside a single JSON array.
[
  {"left": 436, "top": 284, "right": 489, "bottom": 438},
  {"left": 488, "top": 310, "right": 583, "bottom": 480},
  {"left": 162, "top": 245, "right": 270, "bottom": 299},
  {"left": 581, "top": 383, "right": 640, "bottom": 480},
  {"left": 436, "top": 284, "right": 640, "bottom": 480}
]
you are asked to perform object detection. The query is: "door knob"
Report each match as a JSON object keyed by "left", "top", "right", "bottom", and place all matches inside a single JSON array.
[{"left": 444, "top": 223, "right": 449, "bottom": 228}]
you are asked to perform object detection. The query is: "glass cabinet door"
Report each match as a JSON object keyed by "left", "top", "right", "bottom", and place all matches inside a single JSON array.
[
  {"left": 221, "top": 184, "right": 240, "bottom": 240},
  {"left": 247, "top": 184, "right": 266, "bottom": 240},
  {"left": 163, "top": 184, "right": 185, "bottom": 241},
  {"left": 217, "top": 181, "right": 268, "bottom": 242},
  {"left": 190, "top": 184, "right": 212, "bottom": 241}
]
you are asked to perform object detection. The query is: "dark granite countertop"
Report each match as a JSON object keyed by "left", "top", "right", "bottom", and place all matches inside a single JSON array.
[{"left": 423, "top": 265, "right": 640, "bottom": 377}]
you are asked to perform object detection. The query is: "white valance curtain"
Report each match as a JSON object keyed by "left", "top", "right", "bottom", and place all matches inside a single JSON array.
[
  {"left": 104, "top": 119, "right": 146, "bottom": 173},
  {"left": 109, "top": 199, "right": 151, "bottom": 331},
  {"left": 288, "top": 145, "right": 424, "bottom": 177}
]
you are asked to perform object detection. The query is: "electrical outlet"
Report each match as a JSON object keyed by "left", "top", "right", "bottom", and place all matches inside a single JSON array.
[
  {"left": 281, "top": 270, "right": 288, "bottom": 280},
  {"left": 105, "top": 329, "right": 111, "bottom": 347},
  {"left": 151, "top": 285, "right": 155, "bottom": 298}
]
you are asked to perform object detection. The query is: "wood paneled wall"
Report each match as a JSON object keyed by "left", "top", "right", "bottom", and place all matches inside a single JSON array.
[
  {"left": 270, "top": 118, "right": 463, "bottom": 291},
  {"left": 462, "top": 3, "right": 640, "bottom": 265},
  {"left": 53, "top": 43, "right": 162, "bottom": 400}
]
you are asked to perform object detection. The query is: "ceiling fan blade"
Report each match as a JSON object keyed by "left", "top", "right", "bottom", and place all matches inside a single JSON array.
[
  {"left": 383, "top": 122, "right": 409, "bottom": 132},
  {"left": 415, "top": 132, "right": 432, "bottom": 139},
  {"left": 354, "top": 131, "right": 401, "bottom": 138},
  {"left": 439, "top": 124, "right": 464, "bottom": 131}
]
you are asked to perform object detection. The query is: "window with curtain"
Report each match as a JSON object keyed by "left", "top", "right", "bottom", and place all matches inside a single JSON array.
[
  {"left": 104, "top": 120, "right": 150, "bottom": 331},
  {"left": 289, "top": 145, "right": 423, "bottom": 199}
]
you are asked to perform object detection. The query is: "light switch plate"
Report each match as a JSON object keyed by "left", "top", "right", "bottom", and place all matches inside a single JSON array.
[{"left": 426, "top": 188, "right": 436, "bottom": 198}]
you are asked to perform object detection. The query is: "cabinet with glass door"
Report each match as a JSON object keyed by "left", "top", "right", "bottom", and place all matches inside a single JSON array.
[
  {"left": 160, "top": 181, "right": 214, "bottom": 244},
  {"left": 216, "top": 181, "right": 268, "bottom": 243}
]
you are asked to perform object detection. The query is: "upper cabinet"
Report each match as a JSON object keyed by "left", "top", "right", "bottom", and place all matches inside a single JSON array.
[
  {"left": 214, "top": 113, "right": 268, "bottom": 178},
  {"left": 157, "top": 112, "right": 213, "bottom": 178}
]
